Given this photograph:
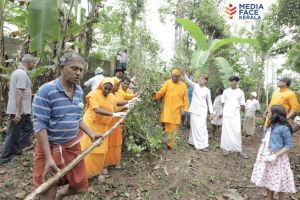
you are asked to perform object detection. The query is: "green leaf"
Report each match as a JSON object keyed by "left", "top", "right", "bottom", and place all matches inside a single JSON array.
[
  {"left": 210, "top": 37, "right": 258, "bottom": 54},
  {"left": 0, "top": 74, "right": 11, "bottom": 80},
  {"left": 29, "top": 65, "right": 55, "bottom": 78},
  {"left": 288, "top": 42, "right": 300, "bottom": 73},
  {"left": 176, "top": 18, "right": 208, "bottom": 50},
  {"left": 214, "top": 57, "right": 233, "bottom": 88},
  {"left": 27, "top": 0, "right": 60, "bottom": 52},
  {"left": 244, "top": 54, "right": 260, "bottom": 75},
  {"left": 66, "top": 22, "right": 84, "bottom": 39},
  {"left": 190, "top": 49, "right": 210, "bottom": 69}
]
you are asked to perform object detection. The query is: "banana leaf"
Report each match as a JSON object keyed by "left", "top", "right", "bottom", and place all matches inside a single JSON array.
[
  {"left": 176, "top": 18, "right": 208, "bottom": 50},
  {"left": 214, "top": 57, "right": 233, "bottom": 88},
  {"left": 28, "top": 0, "right": 60, "bottom": 52}
]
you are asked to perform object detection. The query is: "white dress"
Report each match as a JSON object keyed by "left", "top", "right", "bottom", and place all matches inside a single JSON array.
[
  {"left": 243, "top": 99, "right": 260, "bottom": 136},
  {"left": 220, "top": 88, "right": 245, "bottom": 152},
  {"left": 211, "top": 95, "right": 223, "bottom": 126},
  {"left": 184, "top": 75, "right": 213, "bottom": 150},
  {"left": 251, "top": 128, "right": 295, "bottom": 193}
]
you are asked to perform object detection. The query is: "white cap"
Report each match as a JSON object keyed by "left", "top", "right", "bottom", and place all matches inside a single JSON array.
[
  {"left": 250, "top": 92, "right": 257, "bottom": 98},
  {"left": 95, "top": 67, "right": 103, "bottom": 75}
]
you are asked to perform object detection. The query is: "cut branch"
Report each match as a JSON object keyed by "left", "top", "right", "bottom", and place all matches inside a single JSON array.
[{"left": 123, "top": 122, "right": 149, "bottom": 141}]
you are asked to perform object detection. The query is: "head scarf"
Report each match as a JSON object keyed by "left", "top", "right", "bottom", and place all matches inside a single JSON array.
[
  {"left": 97, "top": 77, "right": 114, "bottom": 90},
  {"left": 171, "top": 69, "right": 181, "bottom": 76},
  {"left": 112, "top": 77, "right": 121, "bottom": 85}
]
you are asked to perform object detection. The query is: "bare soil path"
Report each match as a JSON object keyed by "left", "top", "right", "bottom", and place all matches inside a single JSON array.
[{"left": 0, "top": 129, "right": 299, "bottom": 200}]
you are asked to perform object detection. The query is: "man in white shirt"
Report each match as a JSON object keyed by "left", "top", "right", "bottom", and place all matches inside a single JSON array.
[
  {"left": 183, "top": 73, "right": 213, "bottom": 151},
  {"left": 243, "top": 92, "right": 260, "bottom": 137},
  {"left": 221, "top": 75, "right": 248, "bottom": 159},
  {"left": 116, "top": 49, "right": 128, "bottom": 71},
  {"left": 84, "top": 67, "right": 105, "bottom": 90},
  {"left": 0, "top": 54, "right": 36, "bottom": 164}
]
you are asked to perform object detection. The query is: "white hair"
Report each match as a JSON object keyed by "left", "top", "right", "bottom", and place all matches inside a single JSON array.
[
  {"left": 59, "top": 52, "right": 85, "bottom": 66},
  {"left": 21, "top": 54, "right": 37, "bottom": 65}
]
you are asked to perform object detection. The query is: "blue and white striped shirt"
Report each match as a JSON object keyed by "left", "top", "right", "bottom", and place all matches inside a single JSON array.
[{"left": 32, "top": 78, "right": 84, "bottom": 144}]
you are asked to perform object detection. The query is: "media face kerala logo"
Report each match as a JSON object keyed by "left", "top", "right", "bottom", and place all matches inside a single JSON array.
[
  {"left": 225, "top": 3, "right": 264, "bottom": 20},
  {"left": 225, "top": 4, "right": 236, "bottom": 19}
]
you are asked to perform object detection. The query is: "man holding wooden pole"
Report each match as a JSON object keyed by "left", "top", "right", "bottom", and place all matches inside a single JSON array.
[{"left": 32, "top": 53, "right": 100, "bottom": 200}]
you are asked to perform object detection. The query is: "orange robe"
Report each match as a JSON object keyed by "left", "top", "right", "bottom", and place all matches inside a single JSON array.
[
  {"left": 264, "top": 87, "right": 299, "bottom": 127},
  {"left": 118, "top": 87, "right": 135, "bottom": 100},
  {"left": 153, "top": 79, "right": 189, "bottom": 148},
  {"left": 105, "top": 91, "right": 124, "bottom": 167},
  {"left": 80, "top": 90, "right": 116, "bottom": 178}
]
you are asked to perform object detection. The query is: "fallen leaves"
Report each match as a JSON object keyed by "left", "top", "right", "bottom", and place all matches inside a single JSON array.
[{"left": 15, "top": 191, "right": 26, "bottom": 199}]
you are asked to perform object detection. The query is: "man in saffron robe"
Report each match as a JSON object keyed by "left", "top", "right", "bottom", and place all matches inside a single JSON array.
[{"left": 153, "top": 69, "right": 188, "bottom": 149}]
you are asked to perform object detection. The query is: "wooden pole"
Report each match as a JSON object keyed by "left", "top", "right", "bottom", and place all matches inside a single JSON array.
[{"left": 24, "top": 95, "right": 141, "bottom": 200}]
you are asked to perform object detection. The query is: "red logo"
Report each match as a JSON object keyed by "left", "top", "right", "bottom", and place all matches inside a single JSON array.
[{"left": 225, "top": 4, "right": 237, "bottom": 19}]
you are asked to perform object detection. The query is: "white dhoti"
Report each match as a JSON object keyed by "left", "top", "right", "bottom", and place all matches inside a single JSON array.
[
  {"left": 188, "top": 113, "right": 208, "bottom": 149},
  {"left": 220, "top": 116, "right": 242, "bottom": 152}
]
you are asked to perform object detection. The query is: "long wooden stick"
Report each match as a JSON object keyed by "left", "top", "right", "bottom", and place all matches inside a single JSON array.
[{"left": 24, "top": 95, "right": 141, "bottom": 200}]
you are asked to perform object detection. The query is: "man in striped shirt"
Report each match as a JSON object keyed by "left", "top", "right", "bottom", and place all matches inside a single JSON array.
[{"left": 32, "top": 53, "right": 100, "bottom": 200}]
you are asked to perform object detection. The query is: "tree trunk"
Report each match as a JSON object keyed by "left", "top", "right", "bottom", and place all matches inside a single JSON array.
[
  {"left": 0, "top": 0, "right": 5, "bottom": 66},
  {"left": 84, "top": 2, "right": 98, "bottom": 58},
  {"left": 55, "top": 0, "right": 75, "bottom": 67},
  {"left": 0, "top": 0, "right": 7, "bottom": 126},
  {"left": 128, "top": 13, "right": 136, "bottom": 75},
  {"left": 256, "top": 55, "right": 265, "bottom": 103},
  {"left": 20, "top": 36, "right": 30, "bottom": 57}
]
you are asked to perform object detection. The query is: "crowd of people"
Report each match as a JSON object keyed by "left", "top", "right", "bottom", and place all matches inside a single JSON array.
[{"left": 0, "top": 53, "right": 298, "bottom": 200}]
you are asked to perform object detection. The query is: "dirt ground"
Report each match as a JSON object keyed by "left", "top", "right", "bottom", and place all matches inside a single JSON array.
[{"left": 0, "top": 128, "right": 299, "bottom": 200}]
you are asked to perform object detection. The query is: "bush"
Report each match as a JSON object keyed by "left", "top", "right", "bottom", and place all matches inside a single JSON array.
[{"left": 125, "top": 70, "right": 167, "bottom": 156}]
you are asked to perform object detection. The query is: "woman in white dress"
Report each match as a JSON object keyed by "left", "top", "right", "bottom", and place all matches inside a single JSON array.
[
  {"left": 183, "top": 73, "right": 213, "bottom": 151},
  {"left": 211, "top": 87, "right": 224, "bottom": 137}
]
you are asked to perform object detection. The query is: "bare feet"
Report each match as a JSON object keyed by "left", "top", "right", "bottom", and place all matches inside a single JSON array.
[
  {"left": 115, "top": 164, "right": 122, "bottom": 169},
  {"left": 102, "top": 168, "right": 108, "bottom": 175},
  {"left": 222, "top": 150, "right": 229, "bottom": 156},
  {"left": 239, "top": 152, "right": 249, "bottom": 159},
  {"left": 98, "top": 175, "right": 106, "bottom": 183}
]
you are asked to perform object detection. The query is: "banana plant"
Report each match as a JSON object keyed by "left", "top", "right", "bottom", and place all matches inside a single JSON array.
[
  {"left": 176, "top": 18, "right": 258, "bottom": 87},
  {"left": 27, "top": 0, "right": 60, "bottom": 53},
  {"left": 250, "top": 22, "right": 280, "bottom": 101}
]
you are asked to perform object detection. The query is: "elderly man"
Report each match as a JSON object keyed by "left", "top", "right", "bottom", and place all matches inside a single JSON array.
[
  {"left": 153, "top": 69, "right": 188, "bottom": 149},
  {"left": 32, "top": 53, "right": 100, "bottom": 199},
  {"left": 264, "top": 77, "right": 299, "bottom": 127},
  {"left": 220, "top": 75, "right": 248, "bottom": 159},
  {"left": 0, "top": 54, "right": 36, "bottom": 164},
  {"left": 243, "top": 92, "right": 260, "bottom": 137}
]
